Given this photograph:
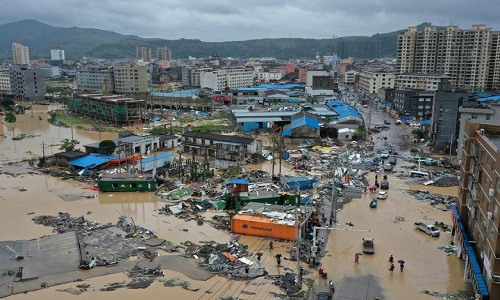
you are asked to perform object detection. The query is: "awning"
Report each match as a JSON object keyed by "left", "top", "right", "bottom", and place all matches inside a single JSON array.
[{"left": 421, "top": 120, "right": 431, "bottom": 125}]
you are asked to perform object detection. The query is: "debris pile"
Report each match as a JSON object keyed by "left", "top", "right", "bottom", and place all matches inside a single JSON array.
[
  {"left": 439, "top": 245, "right": 458, "bottom": 256},
  {"left": 401, "top": 190, "right": 458, "bottom": 207},
  {"left": 421, "top": 290, "right": 475, "bottom": 299},
  {"left": 127, "top": 265, "right": 164, "bottom": 277},
  {"left": 272, "top": 272, "right": 301, "bottom": 295},
  {"left": 431, "top": 175, "right": 459, "bottom": 187},
  {"left": 32, "top": 212, "right": 98, "bottom": 233}
]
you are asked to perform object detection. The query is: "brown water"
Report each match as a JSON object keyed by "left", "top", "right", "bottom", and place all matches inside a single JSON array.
[{"left": 0, "top": 106, "right": 472, "bottom": 299}]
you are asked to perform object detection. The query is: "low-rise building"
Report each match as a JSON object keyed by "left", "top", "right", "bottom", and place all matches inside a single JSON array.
[
  {"left": 181, "top": 131, "right": 262, "bottom": 163},
  {"left": 358, "top": 71, "right": 396, "bottom": 95},
  {"left": 395, "top": 73, "right": 451, "bottom": 91}
]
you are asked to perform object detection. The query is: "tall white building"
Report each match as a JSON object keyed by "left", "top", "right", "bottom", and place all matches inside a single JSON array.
[
  {"left": 50, "top": 49, "right": 65, "bottom": 60},
  {"left": 200, "top": 68, "right": 254, "bottom": 91},
  {"left": 358, "top": 71, "right": 396, "bottom": 94},
  {"left": 12, "top": 43, "right": 30, "bottom": 65}
]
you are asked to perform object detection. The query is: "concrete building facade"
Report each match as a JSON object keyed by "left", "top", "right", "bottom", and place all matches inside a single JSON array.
[
  {"left": 397, "top": 25, "right": 500, "bottom": 91},
  {"left": 76, "top": 69, "right": 115, "bottom": 92},
  {"left": 456, "top": 121, "right": 500, "bottom": 298},
  {"left": 393, "top": 89, "right": 434, "bottom": 119},
  {"left": 113, "top": 65, "right": 150, "bottom": 94},
  {"left": 156, "top": 46, "right": 172, "bottom": 61},
  {"left": 458, "top": 100, "right": 500, "bottom": 160},
  {"left": 9, "top": 65, "right": 46, "bottom": 101},
  {"left": 0, "top": 71, "right": 11, "bottom": 95},
  {"left": 430, "top": 90, "right": 468, "bottom": 153},
  {"left": 395, "top": 73, "right": 451, "bottom": 91},
  {"left": 136, "top": 46, "right": 152, "bottom": 62},
  {"left": 12, "top": 43, "right": 30, "bottom": 65},
  {"left": 200, "top": 68, "right": 254, "bottom": 91},
  {"left": 50, "top": 49, "right": 65, "bottom": 61},
  {"left": 358, "top": 71, "right": 396, "bottom": 95}
]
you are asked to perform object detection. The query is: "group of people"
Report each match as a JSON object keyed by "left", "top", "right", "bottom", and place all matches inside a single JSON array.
[{"left": 388, "top": 255, "right": 404, "bottom": 273}]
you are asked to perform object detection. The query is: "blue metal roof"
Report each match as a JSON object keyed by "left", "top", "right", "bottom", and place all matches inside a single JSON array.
[
  {"left": 325, "top": 100, "right": 362, "bottom": 119},
  {"left": 233, "top": 84, "right": 305, "bottom": 91},
  {"left": 68, "top": 154, "right": 117, "bottom": 169},
  {"left": 452, "top": 206, "right": 489, "bottom": 296},
  {"left": 477, "top": 95, "right": 500, "bottom": 102},
  {"left": 227, "top": 179, "right": 250, "bottom": 185},
  {"left": 139, "top": 152, "right": 173, "bottom": 163},
  {"left": 421, "top": 120, "right": 431, "bottom": 125},
  {"left": 290, "top": 115, "right": 320, "bottom": 130},
  {"left": 151, "top": 89, "right": 200, "bottom": 98}
]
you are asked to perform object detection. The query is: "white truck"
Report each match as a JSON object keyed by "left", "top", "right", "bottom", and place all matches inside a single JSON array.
[{"left": 414, "top": 222, "right": 440, "bottom": 237}]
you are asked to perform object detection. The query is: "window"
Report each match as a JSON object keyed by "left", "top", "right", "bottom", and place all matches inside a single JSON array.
[
  {"left": 471, "top": 114, "right": 478, "bottom": 119},
  {"left": 486, "top": 115, "right": 491, "bottom": 120}
]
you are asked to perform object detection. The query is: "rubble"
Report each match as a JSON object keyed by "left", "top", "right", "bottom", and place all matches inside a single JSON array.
[
  {"left": 431, "top": 175, "right": 459, "bottom": 187},
  {"left": 401, "top": 190, "right": 458, "bottom": 207},
  {"left": 271, "top": 272, "right": 301, "bottom": 295},
  {"left": 421, "top": 289, "right": 475, "bottom": 299},
  {"left": 127, "top": 264, "right": 164, "bottom": 277},
  {"left": 439, "top": 245, "right": 458, "bottom": 255}
]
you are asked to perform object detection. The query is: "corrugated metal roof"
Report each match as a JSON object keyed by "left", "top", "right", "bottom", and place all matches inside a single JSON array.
[
  {"left": 477, "top": 95, "right": 500, "bottom": 102},
  {"left": 228, "top": 179, "right": 250, "bottom": 185},
  {"left": 151, "top": 89, "right": 200, "bottom": 98},
  {"left": 326, "top": 100, "right": 362, "bottom": 119},
  {"left": 139, "top": 152, "right": 173, "bottom": 163},
  {"left": 68, "top": 154, "right": 117, "bottom": 169},
  {"left": 183, "top": 131, "right": 255, "bottom": 145},
  {"left": 237, "top": 117, "right": 283, "bottom": 123}
]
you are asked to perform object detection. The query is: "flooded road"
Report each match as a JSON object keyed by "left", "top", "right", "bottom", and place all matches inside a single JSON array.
[{"left": 0, "top": 105, "right": 472, "bottom": 299}]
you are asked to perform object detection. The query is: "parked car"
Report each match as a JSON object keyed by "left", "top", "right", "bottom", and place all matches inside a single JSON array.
[
  {"left": 384, "top": 120, "right": 391, "bottom": 125},
  {"left": 380, "top": 180, "right": 389, "bottom": 189},
  {"left": 383, "top": 164, "right": 393, "bottom": 171},
  {"left": 423, "top": 158, "right": 438, "bottom": 166},
  {"left": 377, "top": 191, "right": 388, "bottom": 199},
  {"left": 317, "top": 292, "right": 332, "bottom": 300},
  {"left": 388, "top": 157, "right": 397, "bottom": 165},
  {"left": 395, "top": 119, "right": 402, "bottom": 125},
  {"left": 362, "top": 237, "right": 375, "bottom": 254},
  {"left": 381, "top": 151, "right": 390, "bottom": 158}
]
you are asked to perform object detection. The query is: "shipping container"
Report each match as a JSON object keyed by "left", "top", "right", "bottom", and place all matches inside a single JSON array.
[
  {"left": 98, "top": 174, "right": 156, "bottom": 192},
  {"left": 231, "top": 214, "right": 296, "bottom": 241}
]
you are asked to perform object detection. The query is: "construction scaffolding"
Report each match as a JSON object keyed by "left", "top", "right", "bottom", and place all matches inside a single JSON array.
[{"left": 69, "top": 94, "right": 146, "bottom": 126}]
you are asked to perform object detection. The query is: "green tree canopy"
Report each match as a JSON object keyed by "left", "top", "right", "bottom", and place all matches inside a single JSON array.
[
  {"left": 59, "top": 139, "right": 80, "bottom": 151},
  {"left": 99, "top": 140, "right": 116, "bottom": 154},
  {"left": 4, "top": 112, "right": 16, "bottom": 123}
]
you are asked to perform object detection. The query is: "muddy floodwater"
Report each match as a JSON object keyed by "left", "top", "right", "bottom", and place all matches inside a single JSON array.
[{"left": 0, "top": 106, "right": 473, "bottom": 299}]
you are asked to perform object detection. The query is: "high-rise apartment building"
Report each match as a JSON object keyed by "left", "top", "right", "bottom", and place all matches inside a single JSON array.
[
  {"left": 455, "top": 120, "right": 500, "bottom": 299},
  {"left": 12, "top": 43, "right": 30, "bottom": 65},
  {"left": 50, "top": 49, "right": 65, "bottom": 61},
  {"left": 136, "top": 46, "right": 151, "bottom": 62},
  {"left": 397, "top": 25, "right": 500, "bottom": 91},
  {"left": 156, "top": 46, "right": 172, "bottom": 61},
  {"left": 76, "top": 69, "right": 115, "bottom": 93}
]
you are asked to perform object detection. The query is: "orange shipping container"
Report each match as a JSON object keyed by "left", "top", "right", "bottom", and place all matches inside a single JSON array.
[{"left": 231, "top": 214, "right": 296, "bottom": 241}]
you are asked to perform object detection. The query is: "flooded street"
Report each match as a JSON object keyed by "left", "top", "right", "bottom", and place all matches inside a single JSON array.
[{"left": 0, "top": 106, "right": 472, "bottom": 299}]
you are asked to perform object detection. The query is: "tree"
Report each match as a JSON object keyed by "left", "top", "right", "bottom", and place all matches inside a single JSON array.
[
  {"left": 4, "top": 112, "right": 16, "bottom": 123},
  {"left": 412, "top": 129, "right": 426, "bottom": 140},
  {"left": 1, "top": 98, "right": 14, "bottom": 107},
  {"left": 99, "top": 140, "right": 116, "bottom": 154},
  {"left": 353, "top": 124, "right": 367, "bottom": 139},
  {"left": 59, "top": 139, "right": 80, "bottom": 151}
]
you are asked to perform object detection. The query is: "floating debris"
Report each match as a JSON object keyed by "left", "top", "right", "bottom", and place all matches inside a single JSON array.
[{"left": 421, "top": 289, "right": 475, "bottom": 299}]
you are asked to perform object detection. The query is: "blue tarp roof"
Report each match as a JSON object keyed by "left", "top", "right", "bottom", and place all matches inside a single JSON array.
[
  {"left": 283, "top": 114, "right": 320, "bottom": 136},
  {"left": 227, "top": 179, "right": 250, "bottom": 185},
  {"left": 152, "top": 116, "right": 162, "bottom": 121},
  {"left": 325, "top": 100, "right": 362, "bottom": 119},
  {"left": 68, "top": 154, "right": 117, "bottom": 169},
  {"left": 452, "top": 206, "right": 489, "bottom": 296},
  {"left": 421, "top": 120, "right": 431, "bottom": 125},
  {"left": 477, "top": 95, "right": 500, "bottom": 102},
  {"left": 234, "top": 84, "right": 305, "bottom": 91}
]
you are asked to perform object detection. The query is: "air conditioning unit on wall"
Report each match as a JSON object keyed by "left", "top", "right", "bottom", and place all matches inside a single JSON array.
[
  {"left": 489, "top": 188, "right": 495, "bottom": 197},
  {"left": 487, "top": 212, "right": 493, "bottom": 220}
]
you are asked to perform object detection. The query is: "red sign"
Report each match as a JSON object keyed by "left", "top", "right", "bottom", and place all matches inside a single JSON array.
[{"left": 211, "top": 96, "right": 232, "bottom": 101}]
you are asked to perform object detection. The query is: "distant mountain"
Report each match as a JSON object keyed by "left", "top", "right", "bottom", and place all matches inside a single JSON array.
[{"left": 0, "top": 20, "right": 437, "bottom": 61}]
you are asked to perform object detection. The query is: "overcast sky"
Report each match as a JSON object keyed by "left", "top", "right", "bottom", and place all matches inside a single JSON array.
[{"left": 2, "top": 0, "right": 499, "bottom": 41}]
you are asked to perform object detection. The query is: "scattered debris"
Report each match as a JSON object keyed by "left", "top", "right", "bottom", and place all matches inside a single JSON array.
[{"left": 421, "top": 289, "right": 475, "bottom": 299}]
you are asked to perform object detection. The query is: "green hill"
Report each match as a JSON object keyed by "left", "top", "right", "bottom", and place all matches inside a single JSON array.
[{"left": 0, "top": 20, "right": 437, "bottom": 60}]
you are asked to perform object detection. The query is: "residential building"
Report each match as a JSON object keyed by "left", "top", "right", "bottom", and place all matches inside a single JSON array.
[
  {"left": 181, "top": 131, "right": 262, "bottom": 164},
  {"left": 200, "top": 68, "right": 254, "bottom": 91},
  {"left": 9, "top": 65, "right": 46, "bottom": 101},
  {"left": 84, "top": 135, "right": 161, "bottom": 155},
  {"left": 0, "top": 71, "right": 11, "bottom": 95},
  {"left": 344, "top": 70, "right": 358, "bottom": 85},
  {"left": 156, "top": 46, "right": 172, "bottom": 61},
  {"left": 457, "top": 97, "right": 500, "bottom": 160},
  {"left": 68, "top": 94, "right": 145, "bottom": 126},
  {"left": 358, "top": 71, "right": 396, "bottom": 95},
  {"left": 50, "top": 49, "right": 65, "bottom": 61},
  {"left": 395, "top": 73, "right": 451, "bottom": 91},
  {"left": 455, "top": 120, "right": 500, "bottom": 299},
  {"left": 181, "top": 66, "right": 213, "bottom": 88},
  {"left": 430, "top": 90, "right": 468, "bottom": 153},
  {"left": 255, "top": 71, "right": 282, "bottom": 83},
  {"left": 397, "top": 24, "right": 500, "bottom": 91},
  {"left": 136, "top": 46, "right": 152, "bottom": 62},
  {"left": 76, "top": 68, "right": 115, "bottom": 92},
  {"left": 12, "top": 43, "right": 30, "bottom": 65},
  {"left": 339, "top": 58, "right": 354, "bottom": 76},
  {"left": 113, "top": 65, "right": 150, "bottom": 94},
  {"left": 393, "top": 89, "right": 434, "bottom": 119}
]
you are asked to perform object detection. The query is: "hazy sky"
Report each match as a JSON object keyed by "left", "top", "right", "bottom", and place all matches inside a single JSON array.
[{"left": 2, "top": 0, "right": 499, "bottom": 41}]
